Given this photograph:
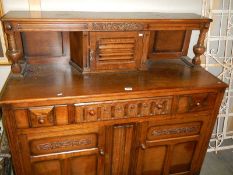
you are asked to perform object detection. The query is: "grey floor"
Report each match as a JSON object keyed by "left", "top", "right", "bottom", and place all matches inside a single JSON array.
[{"left": 200, "top": 149, "right": 233, "bottom": 175}]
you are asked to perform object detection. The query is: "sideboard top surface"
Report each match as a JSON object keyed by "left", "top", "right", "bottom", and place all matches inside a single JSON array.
[
  {"left": 0, "top": 59, "right": 227, "bottom": 105},
  {"left": 2, "top": 11, "right": 211, "bottom": 22}
]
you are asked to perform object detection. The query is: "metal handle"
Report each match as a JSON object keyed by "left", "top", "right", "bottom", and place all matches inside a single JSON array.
[
  {"left": 141, "top": 143, "right": 146, "bottom": 150},
  {"left": 99, "top": 148, "right": 105, "bottom": 156},
  {"left": 138, "top": 33, "right": 144, "bottom": 37},
  {"left": 196, "top": 102, "right": 201, "bottom": 106},
  {"left": 90, "top": 50, "right": 94, "bottom": 60},
  {"left": 5, "top": 23, "right": 12, "bottom": 31}
]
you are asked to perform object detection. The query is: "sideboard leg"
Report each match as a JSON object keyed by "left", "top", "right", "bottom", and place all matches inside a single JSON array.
[{"left": 192, "top": 23, "right": 210, "bottom": 65}]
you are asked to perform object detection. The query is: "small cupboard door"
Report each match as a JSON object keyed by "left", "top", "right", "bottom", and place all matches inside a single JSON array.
[
  {"left": 134, "top": 120, "right": 206, "bottom": 175},
  {"left": 89, "top": 32, "right": 144, "bottom": 71},
  {"left": 105, "top": 123, "right": 138, "bottom": 175},
  {"left": 18, "top": 126, "right": 105, "bottom": 175}
]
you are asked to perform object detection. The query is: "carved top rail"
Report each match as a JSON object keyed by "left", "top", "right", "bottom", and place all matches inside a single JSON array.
[
  {"left": 2, "top": 11, "right": 211, "bottom": 31},
  {"left": 1, "top": 11, "right": 212, "bottom": 74}
]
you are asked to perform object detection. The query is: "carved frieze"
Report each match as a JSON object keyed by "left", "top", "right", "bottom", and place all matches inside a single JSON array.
[
  {"left": 75, "top": 97, "right": 172, "bottom": 123},
  {"left": 37, "top": 138, "right": 91, "bottom": 151},
  {"left": 30, "top": 134, "right": 97, "bottom": 155},
  {"left": 128, "top": 103, "right": 138, "bottom": 117},
  {"left": 91, "top": 22, "right": 144, "bottom": 31},
  {"left": 151, "top": 125, "right": 200, "bottom": 137},
  {"left": 114, "top": 104, "right": 125, "bottom": 118}
]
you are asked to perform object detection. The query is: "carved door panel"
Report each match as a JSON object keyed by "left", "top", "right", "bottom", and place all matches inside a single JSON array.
[
  {"left": 104, "top": 123, "right": 137, "bottom": 175},
  {"left": 134, "top": 120, "right": 207, "bottom": 175},
  {"left": 18, "top": 126, "right": 105, "bottom": 175},
  {"left": 89, "top": 32, "right": 144, "bottom": 71}
]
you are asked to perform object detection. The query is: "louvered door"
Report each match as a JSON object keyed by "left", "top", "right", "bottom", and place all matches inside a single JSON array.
[{"left": 89, "top": 32, "right": 144, "bottom": 71}]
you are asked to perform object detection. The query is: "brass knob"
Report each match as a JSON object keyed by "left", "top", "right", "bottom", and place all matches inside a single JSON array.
[
  {"left": 38, "top": 117, "right": 45, "bottom": 124},
  {"left": 89, "top": 110, "right": 95, "bottom": 116},
  {"left": 99, "top": 148, "right": 105, "bottom": 156},
  {"left": 141, "top": 143, "right": 146, "bottom": 150},
  {"left": 196, "top": 102, "right": 201, "bottom": 106},
  {"left": 90, "top": 50, "right": 94, "bottom": 60},
  {"left": 5, "top": 24, "right": 12, "bottom": 31}
]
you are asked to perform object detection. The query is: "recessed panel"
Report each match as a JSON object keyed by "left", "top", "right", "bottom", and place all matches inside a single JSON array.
[
  {"left": 170, "top": 141, "right": 197, "bottom": 174},
  {"left": 22, "top": 32, "right": 63, "bottom": 57},
  {"left": 147, "top": 122, "right": 201, "bottom": 141},
  {"left": 70, "top": 155, "right": 97, "bottom": 175},
  {"left": 148, "top": 30, "right": 191, "bottom": 59},
  {"left": 142, "top": 146, "right": 167, "bottom": 175},
  {"left": 30, "top": 134, "right": 97, "bottom": 155},
  {"left": 32, "top": 160, "right": 61, "bottom": 175}
]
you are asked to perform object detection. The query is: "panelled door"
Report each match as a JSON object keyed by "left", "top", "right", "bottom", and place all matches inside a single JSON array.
[
  {"left": 89, "top": 32, "right": 144, "bottom": 71},
  {"left": 134, "top": 119, "right": 208, "bottom": 175},
  {"left": 18, "top": 126, "right": 105, "bottom": 175},
  {"left": 105, "top": 123, "right": 138, "bottom": 175}
]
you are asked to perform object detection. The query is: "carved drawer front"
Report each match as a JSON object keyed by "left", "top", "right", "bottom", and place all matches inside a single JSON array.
[
  {"left": 14, "top": 105, "right": 69, "bottom": 128},
  {"left": 89, "top": 32, "right": 143, "bottom": 71},
  {"left": 177, "top": 93, "right": 216, "bottom": 113},
  {"left": 29, "top": 106, "right": 55, "bottom": 127},
  {"left": 147, "top": 122, "right": 202, "bottom": 141},
  {"left": 30, "top": 134, "right": 97, "bottom": 156},
  {"left": 75, "top": 97, "right": 172, "bottom": 123}
]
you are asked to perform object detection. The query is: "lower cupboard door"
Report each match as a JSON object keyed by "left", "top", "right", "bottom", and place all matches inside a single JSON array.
[
  {"left": 18, "top": 126, "right": 105, "bottom": 175},
  {"left": 31, "top": 152, "right": 102, "bottom": 175},
  {"left": 135, "top": 139, "right": 200, "bottom": 175}
]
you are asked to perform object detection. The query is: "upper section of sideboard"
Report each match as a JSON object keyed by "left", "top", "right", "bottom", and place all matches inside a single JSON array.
[
  {"left": 1, "top": 11, "right": 212, "bottom": 31},
  {"left": 1, "top": 11, "right": 213, "bottom": 74}
]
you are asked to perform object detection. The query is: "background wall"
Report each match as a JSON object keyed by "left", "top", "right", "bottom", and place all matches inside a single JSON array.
[
  {"left": 3, "top": 0, "right": 202, "bottom": 13},
  {"left": 0, "top": 0, "right": 202, "bottom": 92},
  {"left": 0, "top": 66, "right": 10, "bottom": 93}
]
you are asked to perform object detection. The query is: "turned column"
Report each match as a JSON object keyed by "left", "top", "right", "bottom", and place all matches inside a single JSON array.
[
  {"left": 4, "top": 23, "right": 22, "bottom": 74},
  {"left": 192, "top": 23, "right": 210, "bottom": 65}
]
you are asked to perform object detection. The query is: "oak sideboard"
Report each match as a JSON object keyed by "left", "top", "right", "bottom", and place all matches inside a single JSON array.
[{"left": 0, "top": 11, "right": 227, "bottom": 175}]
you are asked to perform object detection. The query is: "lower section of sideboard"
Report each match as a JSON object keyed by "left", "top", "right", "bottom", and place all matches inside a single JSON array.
[{"left": 2, "top": 90, "right": 224, "bottom": 175}]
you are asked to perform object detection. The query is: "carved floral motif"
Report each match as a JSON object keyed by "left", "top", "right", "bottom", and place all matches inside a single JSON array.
[
  {"left": 152, "top": 126, "right": 200, "bottom": 136},
  {"left": 92, "top": 23, "right": 144, "bottom": 31},
  {"left": 37, "top": 138, "right": 92, "bottom": 151},
  {"left": 76, "top": 98, "right": 172, "bottom": 122}
]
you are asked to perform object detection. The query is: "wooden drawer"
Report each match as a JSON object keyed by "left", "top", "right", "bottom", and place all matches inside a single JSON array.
[
  {"left": 29, "top": 106, "right": 55, "bottom": 127},
  {"left": 13, "top": 97, "right": 172, "bottom": 128},
  {"left": 177, "top": 93, "right": 216, "bottom": 113},
  {"left": 75, "top": 97, "right": 173, "bottom": 123},
  {"left": 14, "top": 105, "right": 69, "bottom": 129}
]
